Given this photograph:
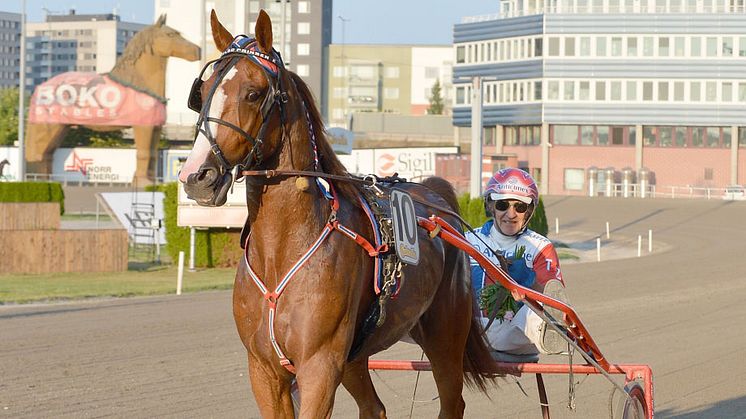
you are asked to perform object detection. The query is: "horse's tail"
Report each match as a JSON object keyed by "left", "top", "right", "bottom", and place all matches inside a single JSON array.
[
  {"left": 421, "top": 176, "right": 460, "bottom": 214},
  {"left": 422, "top": 176, "right": 500, "bottom": 392},
  {"left": 462, "top": 307, "right": 501, "bottom": 393}
]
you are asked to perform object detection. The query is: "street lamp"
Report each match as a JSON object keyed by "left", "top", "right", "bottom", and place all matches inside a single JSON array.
[
  {"left": 455, "top": 75, "right": 495, "bottom": 198},
  {"left": 18, "top": 0, "right": 27, "bottom": 180}
]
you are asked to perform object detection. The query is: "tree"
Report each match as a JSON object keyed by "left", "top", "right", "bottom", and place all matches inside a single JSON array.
[
  {"left": 0, "top": 88, "right": 21, "bottom": 146},
  {"left": 427, "top": 79, "right": 444, "bottom": 115}
]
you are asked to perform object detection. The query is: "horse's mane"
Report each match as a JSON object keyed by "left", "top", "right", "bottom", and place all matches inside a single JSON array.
[
  {"left": 288, "top": 71, "right": 361, "bottom": 204},
  {"left": 109, "top": 26, "right": 156, "bottom": 79}
]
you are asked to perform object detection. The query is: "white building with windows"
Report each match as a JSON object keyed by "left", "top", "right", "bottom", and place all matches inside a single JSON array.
[{"left": 453, "top": 1, "right": 746, "bottom": 196}]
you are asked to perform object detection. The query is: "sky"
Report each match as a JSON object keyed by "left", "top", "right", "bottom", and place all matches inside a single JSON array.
[{"left": 2, "top": 0, "right": 500, "bottom": 45}]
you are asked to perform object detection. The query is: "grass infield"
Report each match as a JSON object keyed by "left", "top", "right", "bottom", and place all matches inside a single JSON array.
[{"left": 0, "top": 265, "right": 235, "bottom": 304}]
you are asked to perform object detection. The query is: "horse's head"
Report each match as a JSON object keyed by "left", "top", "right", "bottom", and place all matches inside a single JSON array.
[
  {"left": 151, "top": 14, "right": 200, "bottom": 62},
  {"left": 179, "top": 10, "right": 288, "bottom": 206}
]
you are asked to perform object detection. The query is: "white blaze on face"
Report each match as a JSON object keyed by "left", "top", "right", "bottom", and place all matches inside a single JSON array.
[{"left": 179, "top": 67, "right": 238, "bottom": 183}]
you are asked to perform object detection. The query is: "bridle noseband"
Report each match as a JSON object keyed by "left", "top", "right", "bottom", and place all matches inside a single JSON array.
[{"left": 188, "top": 35, "right": 288, "bottom": 173}]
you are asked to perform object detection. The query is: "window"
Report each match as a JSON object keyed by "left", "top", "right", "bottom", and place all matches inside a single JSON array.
[
  {"left": 595, "top": 81, "right": 606, "bottom": 100},
  {"left": 659, "top": 127, "right": 672, "bottom": 147},
  {"left": 597, "top": 126, "right": 609, "bottom": 145},
  {"left": 723, "top": 82, "right": 733, "bottom": 102},
  {"left": 297, "top": 22, "right": 310, "bottom": 35},
  {"left": 691, "top": 81, "right": 701, "bottom": 101},
  {"left": 548, "top": 81, "right": 559, "bottom": 100},
  {"left": 706, "top": 81, "right": 717, "bottom": 101},
  {"left": 643, "top": 126, "right": 657, "bottom": 145},
  {"left": 691, "top": 37, "right": 702, "bottom": 56},
  {"left": 565, "top": 37, "right": 576, "bottom": 56},
  {"left": 298, "top": 1, "right": 310, "bottom": 13},
  {"left": 723, "top": 37, "right": 734, "bottom": 56},
  {"left": 386, "top": 67, "right": 400, "bottom": 78},
  {"left": 579, "top": 37, "right": 591, "bottom": 56},
  {"left": 424, "top": 67, "right": 438, "bottom": 79},
  {"left": 673, "top": 82, "right": 684, "bottom": 101},
  {"left": 675, "top": 127, "right": 687, "bottom": 147},
  {"left": 333, "top": 66, "right": 346, "bottom": 77},
  {"left": 740, "top": 36, "right": 746, "bottom": 57},
  {"left": 553, "top": 125, "right": 579, "bottom": 145},
  {"left": 296, "top": 64, "right": 310, "bottom": 77},
  {"left": 611, "top": 127, "right": 625, "bottom": 145},
  {"left": 658, "top": 37, "right": 670, "bottom": 56},
  {"left": 706, "top": 128, "right": 720, "bottom": 147},
  {"left": 564, "top": 81, "right": 575, "bottom": 100},
  {"left": 456, "top": 46, "right": 465, "bottom": 63},
  {"left": 579, "top": 81, "right": 590, "bottom": 100},
  {"left": 706, "top": 37, "right": 718, "bottom": 56},
  {"left": 610, "top": 81, "right": 622, "bottom": 100},
  {"left": 456, "top": 87, "right": 466, "bottom": 104},
  {"left": 674, "top": 37, "right": 685, "bottom": 56},
  {"left": 704, "top": 168, "right": 714, "bottom": 180},
  {"left": 643, "top": 82, "right": 653, "bottom": 101},
  {"left": 739, "top": 82, "right": 746, "bottom": 102},
  {"left": 333, "top": 87, "right": 346, "bottom": 98},
  {"left": 564, "top": 169, "right": 585, "bottom": 191},
  {"left": 581, "top": 126, "right": 594, "bottom": 145},
  {"left": 534, "top": 81, "right": 542, "bottom": 100},
  {"left": 534, "top": 37, "right": 543, "bottom": 56},
  {"left": 643, "top": 37, "right": 654, "bottom": 56},
  {"left": 627, "top": 37, "right": 638, "bottom": 56},
  {"left": 658, "top": 81, "right": 669, "bottom": 101},
  {"left": 626, "top": 81, "right": 637, "bottom": 100},
  {"left": 692, "top": 127, "right": 705, "bottom": 147},
  {"left": 297, "top": 43, "right": 310, "bottom": 56},
  {"left": 384, "top": 88, "right": 399, "bottom": 99},
  {"left": 596, "top": 37, "right": 607, "bottom": 56},
  {"left": 611, "top": 37, "right": 623, "bottom": 56},
  {"left": 548, "top": 37, "right": 560, "bottom": 56}
]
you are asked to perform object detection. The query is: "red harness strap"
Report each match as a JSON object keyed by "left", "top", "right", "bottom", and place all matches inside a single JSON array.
[{"left": 243, "top": 184, "right": 380, "bottom": 373}]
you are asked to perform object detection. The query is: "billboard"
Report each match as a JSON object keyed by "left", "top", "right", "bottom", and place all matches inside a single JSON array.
[
  {"left": 28, "top": 73, "right": 166, "bottom": 126},
  {"left": 53, "top": 148, "right": 137, "bottom": 183}
]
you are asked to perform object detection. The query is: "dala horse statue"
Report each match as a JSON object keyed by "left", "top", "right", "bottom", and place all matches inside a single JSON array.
[
  {"left": 179, "top": 10, "right": 501, "bottom": 418},
  {"left": 25, "top": 14, "right": 200, "bottom": 185}
]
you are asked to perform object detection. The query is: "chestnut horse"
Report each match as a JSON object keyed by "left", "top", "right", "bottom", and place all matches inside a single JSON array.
[{"left": 180, "top": 10, "right": 499, "bottom": 418}]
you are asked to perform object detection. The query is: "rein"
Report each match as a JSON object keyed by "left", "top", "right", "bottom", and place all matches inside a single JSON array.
[{"left": 240, "top": 168, "right": 474, "bottom": 231}]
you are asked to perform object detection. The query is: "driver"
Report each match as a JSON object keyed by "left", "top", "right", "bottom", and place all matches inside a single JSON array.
[{"left": 465, "top": 168, "right": 568, "bottom": 357}]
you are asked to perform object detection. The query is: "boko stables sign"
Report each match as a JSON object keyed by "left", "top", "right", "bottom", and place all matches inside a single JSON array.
[{"left": 28, "top": 72, "right": 166, "bottom": 126}]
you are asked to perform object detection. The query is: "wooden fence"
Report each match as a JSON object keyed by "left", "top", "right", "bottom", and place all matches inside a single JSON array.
[
  {"left": 0, "top": 230, "right": 129, "bottom": 274},
  {"left": 0, "top": 203, "right": 128, "bottom": 274},
  {"left": 0, "top": 203, "right": 60, "bottom": 230}
]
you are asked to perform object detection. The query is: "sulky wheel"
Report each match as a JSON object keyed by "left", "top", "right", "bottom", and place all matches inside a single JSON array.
[{"left": 612, "top": 380, "right": 647, "bottom": 419}]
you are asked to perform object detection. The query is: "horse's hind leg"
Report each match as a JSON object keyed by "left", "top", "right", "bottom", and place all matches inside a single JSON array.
[
  {"left": 412, "top": 279, "right": 472, "bottom": 418},
  {"left": 341, "top": 357, "right": 386, "bottom": 419},
  {"left": 246, "top": 352, "right": 295, "bottom": 418}
]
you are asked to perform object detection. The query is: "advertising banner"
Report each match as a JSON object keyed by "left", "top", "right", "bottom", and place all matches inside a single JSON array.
[
  {"left": 338, "top": 147, "right": 458, "bottom": 181},
  {"left": 28, "top": 72, "right": 166, "bottom": 126},
  {"left": 53, "top": 148, "right": 137, "bottom": 183}
]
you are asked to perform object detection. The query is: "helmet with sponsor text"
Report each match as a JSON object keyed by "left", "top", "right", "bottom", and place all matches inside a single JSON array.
[{"left": 484, "top": 168, "right": 539, "bottom": 205}]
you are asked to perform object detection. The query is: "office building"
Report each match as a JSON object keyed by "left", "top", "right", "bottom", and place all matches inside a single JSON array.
[
  {"left": 0, "top": 11, "right": 20, "bottom": 89},
  {"left": 453, "top": 2, "right": 746, "bottom": 196}
]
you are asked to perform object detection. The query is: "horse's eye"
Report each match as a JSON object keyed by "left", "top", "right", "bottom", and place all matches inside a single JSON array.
[{"left": 246, "top": 91, "right": 260, "bottom": 102}]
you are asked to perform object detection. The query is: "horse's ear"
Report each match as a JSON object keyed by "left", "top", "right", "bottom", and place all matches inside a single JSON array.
[
  {"left": 254, "top": 10, "right": 273, "bottom": 54},
  {"left": 156, "top": 14, "right": 166, "bottom": 26},
  {"left": 210, "top": 9, "right": 234, "bottom": 52}
]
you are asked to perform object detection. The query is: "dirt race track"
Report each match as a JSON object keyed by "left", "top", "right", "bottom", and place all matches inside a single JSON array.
[{"left": 2, "top": 196, "right": 746, "bottom": 418}]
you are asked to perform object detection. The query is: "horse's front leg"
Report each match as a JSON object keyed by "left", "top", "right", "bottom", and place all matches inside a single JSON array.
[
  {"left": 246, "top": 351, "right": 296, "bottom": 418},
  {"left": 294, "top": 352, "right": 347, "bottom": 419}
]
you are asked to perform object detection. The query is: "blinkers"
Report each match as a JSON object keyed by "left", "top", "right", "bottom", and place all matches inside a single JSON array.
[{"left": 187, "top": 35, "right": 287, "bottom": 172}]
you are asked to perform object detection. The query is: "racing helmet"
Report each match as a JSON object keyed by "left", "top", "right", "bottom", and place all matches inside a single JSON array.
[{"left": 483, "top": 168, "right": 539, "bottom": 229}]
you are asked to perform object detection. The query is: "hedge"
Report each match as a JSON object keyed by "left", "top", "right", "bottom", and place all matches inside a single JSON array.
[
  {"left": 158, "top": 183, "right": 242, "bottom": 268},
  {"left": 457, "top": 193, "right": 549, "bottom": 237},
  {"left": 0, "top": 182, "right": 65, "bottom": 214}
]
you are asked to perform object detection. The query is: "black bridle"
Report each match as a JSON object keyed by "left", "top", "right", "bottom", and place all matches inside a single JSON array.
[{"left": 188, "top": 36, "right": 288, "bottom": 173}]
